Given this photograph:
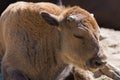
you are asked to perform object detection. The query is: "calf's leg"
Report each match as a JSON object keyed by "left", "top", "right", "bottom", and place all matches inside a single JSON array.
[
  {"left": 57, "top": 63, "right": 120, "bottom": 80},
  {"left": 74, "top": 63, "right": 120, "bottom": 80},
  {"left": 99, "top": 63, "right": 120, "bottom": 80}
]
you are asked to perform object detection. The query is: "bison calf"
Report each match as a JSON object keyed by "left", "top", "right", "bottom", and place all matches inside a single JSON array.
[{"left": 0, "top": 1, "right": 106, "bottom": 80}]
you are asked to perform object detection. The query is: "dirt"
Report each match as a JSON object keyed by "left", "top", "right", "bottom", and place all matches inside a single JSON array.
[{"left": 100, "top": 28, "right": 120, "bottom": 68}]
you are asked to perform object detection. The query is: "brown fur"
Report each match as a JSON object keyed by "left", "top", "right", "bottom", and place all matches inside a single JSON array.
[{"left": 0, "top": 1, "right": 106, "bottom": 80}]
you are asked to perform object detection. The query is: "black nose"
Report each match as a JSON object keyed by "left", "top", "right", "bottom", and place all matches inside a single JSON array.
[
  {"left": 88, "top": 56, "right": 107, "bottom": 69},
  {"left": 92, "top": 50, "right": 107, "bottom": 68},
  {"left": 93, "top": 60, "right": 106, "bottom": 67}
]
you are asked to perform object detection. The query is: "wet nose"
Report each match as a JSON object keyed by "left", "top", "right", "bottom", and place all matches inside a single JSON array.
[
  {"left": 91, "top": 54, "right": 107, "bottom": 68},
  {"left": 92, "top": 59, "right": 107, "bottom": 67},
  {"left": 88, "top": 58, "right": 107, "bottom": 69}
]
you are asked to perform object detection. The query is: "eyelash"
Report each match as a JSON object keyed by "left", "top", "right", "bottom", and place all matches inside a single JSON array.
[{"left": 74, "top": 34, "right": 84, "bottom": 39}]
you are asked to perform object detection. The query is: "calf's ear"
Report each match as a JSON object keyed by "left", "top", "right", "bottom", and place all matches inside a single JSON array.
[{"left": 40, "top": 11, "right": 59, "bottom": 26}]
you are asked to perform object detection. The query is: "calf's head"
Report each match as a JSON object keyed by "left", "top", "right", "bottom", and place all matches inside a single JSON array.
[{"left": 40, "top": 6, "right": 106, "bottom": 71}]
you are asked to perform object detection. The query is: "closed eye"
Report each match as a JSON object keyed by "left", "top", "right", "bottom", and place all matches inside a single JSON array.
[{"left": 74, "top": 34, "right": 84, "bottom": 39}]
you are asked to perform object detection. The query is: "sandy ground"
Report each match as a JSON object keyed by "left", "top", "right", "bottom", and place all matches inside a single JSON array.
[
  {"left": 100, "top": 28, "right": 120, "bottom": 68},
  {"left": 99, "top": 28, "right": 120, "bottom": 80}
]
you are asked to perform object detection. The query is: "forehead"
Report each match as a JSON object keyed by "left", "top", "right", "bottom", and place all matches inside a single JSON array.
[
  {"left": 62, "top": 6, "right": 98, "bottom": 24},
  {"left": 61, "top": 6, "right": 100, "bottom": 37},
  {"left": 64, "top": 7, "right": 99, "bottom": 27}
]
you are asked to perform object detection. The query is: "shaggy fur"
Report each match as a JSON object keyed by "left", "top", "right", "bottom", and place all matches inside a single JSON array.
[{"left": 0, "top": 1, "right": 106, "bottom": 80}]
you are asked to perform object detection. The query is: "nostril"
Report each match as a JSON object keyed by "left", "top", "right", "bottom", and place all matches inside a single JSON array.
[
  {"left": 94, "top": 60, "right": 106, "bottom": 67},
  {"left": 88, "top": 58, "right": 107, "bottom": 69}
]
